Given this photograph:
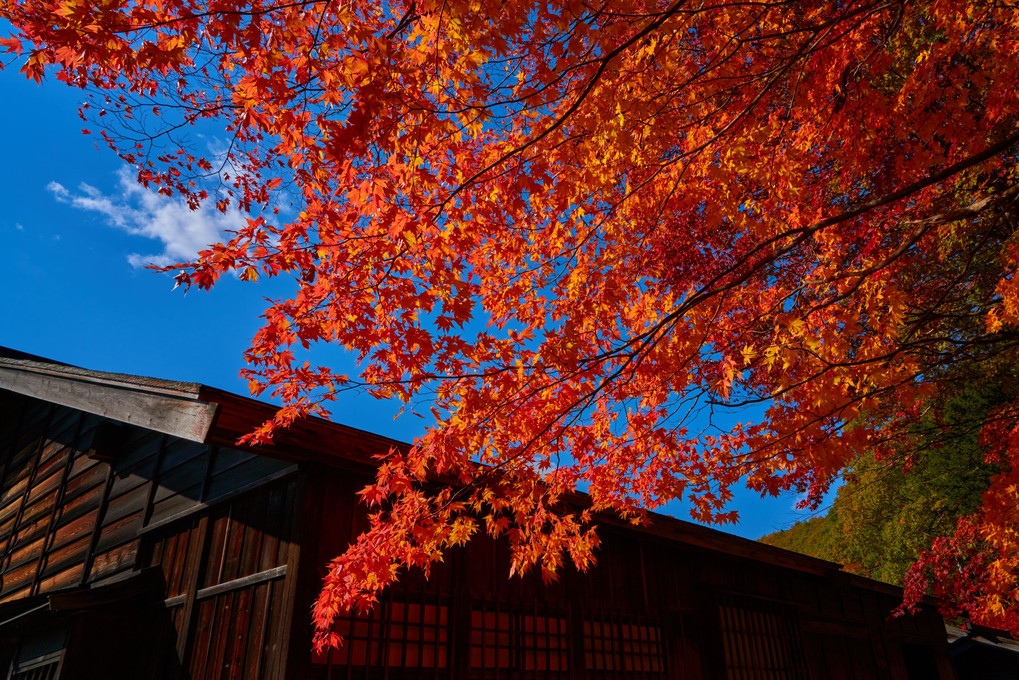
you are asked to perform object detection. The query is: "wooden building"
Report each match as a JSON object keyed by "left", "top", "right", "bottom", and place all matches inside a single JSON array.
[{"left": 0, "top": 347, "right": 956, "bottom": 679}]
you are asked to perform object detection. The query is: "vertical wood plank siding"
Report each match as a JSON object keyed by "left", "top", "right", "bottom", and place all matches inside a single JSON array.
[
  {"left": 303, "top": 468, "right": 954, "bottom": 680},
  {"left": 144, "top": 478, "right": 300, "bottom": 678}
]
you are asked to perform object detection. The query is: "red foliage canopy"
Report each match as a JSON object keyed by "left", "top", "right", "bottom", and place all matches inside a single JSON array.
[{"left": 3, "top": 0, "right": 1019, "bottom": 641}]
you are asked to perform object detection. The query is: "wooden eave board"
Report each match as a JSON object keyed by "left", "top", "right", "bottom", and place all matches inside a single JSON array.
[
  {"left": 0, "top": 356, "right": 218, "bottom": 443},
  {"left": 48, "top": 569, "right": 163, "bottom": 611},
  {"left": 200, "top": 386, "right": 408, "bottom": 470},
  {"left": 0, "top": 571, "right": 161, "bottom": 630},
  {"left": 0, "top": 595, "right": 50, "bottom": 628}
]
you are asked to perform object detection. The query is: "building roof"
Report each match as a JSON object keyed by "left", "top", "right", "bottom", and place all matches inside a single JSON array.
[
  {"left": 0, "top": 345, "right": 873, "bottom": 581},
  {"left": 0, "top": 346, "right": 404, "bottom": 469},
  {"left": 0, "top": 569, "right": 164, "bottom": 631}
]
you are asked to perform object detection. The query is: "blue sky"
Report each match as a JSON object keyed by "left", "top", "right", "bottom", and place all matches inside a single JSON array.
[{"left": 0, "top": 62, "right": 830, "bottom": 542}]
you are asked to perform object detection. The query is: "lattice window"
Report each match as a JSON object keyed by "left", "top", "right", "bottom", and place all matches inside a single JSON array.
[
  {"left": 10, "top": 659, "right": 60, "bottom": 680},
  {"left": 717, "top": 593, "right": 808, "bottom": 680},
  {"left": 469, "top": 604, "right": 570, "bottom": 675},
  {"left": 7, "top": 629, "right": 64, "bottom": 680},
  {"left": 331, "top": 599, "right": 449, "bottom": 669},
  {"left": 582, "top": 615, "right": 665, "bottom": 674}
]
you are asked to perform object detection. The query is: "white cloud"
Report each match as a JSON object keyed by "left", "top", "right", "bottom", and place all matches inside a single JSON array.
[
  {"left": 14, "top": 223, "right": 24, "bottom": 231},
  {"left": 48, "top": 167, "right": 245, "bottom": 268}
]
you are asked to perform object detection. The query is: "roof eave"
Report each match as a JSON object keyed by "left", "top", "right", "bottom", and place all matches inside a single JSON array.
[{"left": 0, "top": 356, "right": 218, "bottom": 443}]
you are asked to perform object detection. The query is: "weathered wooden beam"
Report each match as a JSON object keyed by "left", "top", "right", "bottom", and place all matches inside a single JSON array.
[
  {"left": 194, "top": 565, "right": 288, "bottom": 601},
  {"left": 0, "top": 365, "right": 218, "bottom": 443}
]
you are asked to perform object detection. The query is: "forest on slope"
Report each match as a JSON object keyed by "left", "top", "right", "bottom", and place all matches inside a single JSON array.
[{"left": 760, "top": 377, "right": 1010, "bottom": 587}]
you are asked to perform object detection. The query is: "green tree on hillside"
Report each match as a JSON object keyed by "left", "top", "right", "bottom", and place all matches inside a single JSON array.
[{"left": 763, "top": 381, "right": 1006, "bottom": 586}]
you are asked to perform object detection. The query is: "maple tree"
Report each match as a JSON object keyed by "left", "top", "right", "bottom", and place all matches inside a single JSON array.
[{"left": 4, "top": 0, "right": 1019, "bottom": 643}]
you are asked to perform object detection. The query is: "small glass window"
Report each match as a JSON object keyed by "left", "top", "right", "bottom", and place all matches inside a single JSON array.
[{"left": 7, "top": 627, "right": 66, "bottom": 680}]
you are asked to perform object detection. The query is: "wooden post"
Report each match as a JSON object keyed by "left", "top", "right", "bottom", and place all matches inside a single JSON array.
[{"left": 283, "top": 468, "right": 322, "bottom": 680}]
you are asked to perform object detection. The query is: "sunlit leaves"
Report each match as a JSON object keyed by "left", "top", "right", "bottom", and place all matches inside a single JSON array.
[{"left": 5, "top": 0, "right": 1019, "bottom": 640}]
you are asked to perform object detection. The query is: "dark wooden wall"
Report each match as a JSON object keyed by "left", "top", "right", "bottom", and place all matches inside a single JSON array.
[
  {"left": 302, "top": 467, "right": 956, "bottom": 680},
  {"left": 0, "top": 390, "right": 302, "bottom": 680},
  {"left": 0, "top": 389, "right": 956, "bottom": 680}
]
